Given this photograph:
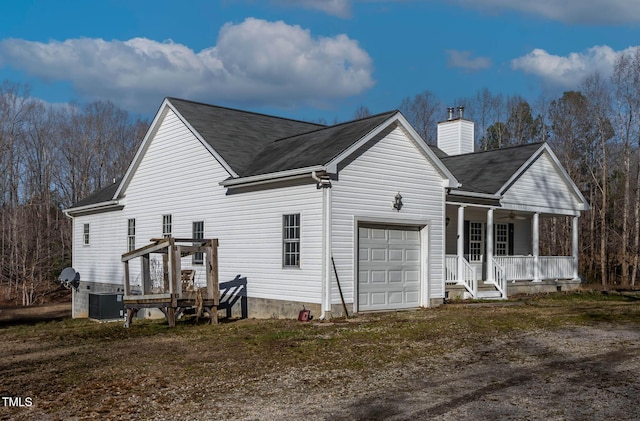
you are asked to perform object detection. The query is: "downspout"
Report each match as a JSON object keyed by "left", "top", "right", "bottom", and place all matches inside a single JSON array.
[{"left": 312, "top": 171, "right": 332, "bottom": 320}]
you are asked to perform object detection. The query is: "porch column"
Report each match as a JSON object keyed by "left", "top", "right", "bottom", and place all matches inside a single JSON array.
[
  {"left": 572, "top": 215, "right": 580, "bottom": 280},
  {"left": 457, "top": 205, "right": 465, "bottom": 283},
  {"left": 486, "top": 208, "right": 494, "bottom": 283},
  {"left": 532, "top": 212, "right": 541, "bottom": 282}
]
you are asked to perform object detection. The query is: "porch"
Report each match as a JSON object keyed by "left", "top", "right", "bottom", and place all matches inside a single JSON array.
[
  {"left": 444, "top": 205, "right": 581, "bottom": 300},
  {"left": 445, "top": 254, "right": 579, "bottom": 299}
]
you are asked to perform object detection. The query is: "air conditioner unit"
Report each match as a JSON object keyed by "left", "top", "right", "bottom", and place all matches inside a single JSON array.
[{"left": 88, "top": 293, "right": 124, "bottom": 320}]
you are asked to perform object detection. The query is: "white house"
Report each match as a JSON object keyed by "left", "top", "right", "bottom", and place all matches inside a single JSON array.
[{"left": 64, "top": 99, "right": 589, "bottom": 319}]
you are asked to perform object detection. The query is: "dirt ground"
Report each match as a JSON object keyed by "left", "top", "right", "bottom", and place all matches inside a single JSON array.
[{"left": 1, "top": 294, "right": 640, "bottom": 420}]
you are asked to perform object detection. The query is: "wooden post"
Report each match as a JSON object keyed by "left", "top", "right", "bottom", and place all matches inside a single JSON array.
[
  {"left": 124, "top": 260, "right": 130, "bottom": 295},
  {"left": 208, "top": 239, "right": 219, "bottom": 324},
  {"left": 141, "top": 254, "right": 151, "bottom": 294}
]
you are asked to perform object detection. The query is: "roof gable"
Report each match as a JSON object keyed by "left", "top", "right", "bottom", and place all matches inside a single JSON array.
[
  {"left": 441, "top": 142, "right": 544, "bottom": 195},
  {"left": 168, "top": 98, "right": 325, "bottom": 177},
  {"left": 500, "top": 144, "right": 589, "bottom": 212},
  {"left": 243, "top": 111, "right": 397, "bottom": 177}
]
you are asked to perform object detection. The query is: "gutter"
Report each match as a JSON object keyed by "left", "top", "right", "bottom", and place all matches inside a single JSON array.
[
  {"left": 220, "top": 165, "right": 326, "bottom": 188},
  {"left": 447, "top": 189, "right": 503, "bottom": 200},
  {"left": 63, "top": 200, "right": 122, "bottom": 217}
]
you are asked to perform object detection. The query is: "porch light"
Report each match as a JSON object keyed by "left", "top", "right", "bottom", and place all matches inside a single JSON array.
[{"left": 393, "top": 193, "right": 403, "bottom": 211}]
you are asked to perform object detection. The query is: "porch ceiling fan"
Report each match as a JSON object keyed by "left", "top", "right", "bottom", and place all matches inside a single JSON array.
[{"left": 497, "top": 211, "right": 527, "bottom": 221}]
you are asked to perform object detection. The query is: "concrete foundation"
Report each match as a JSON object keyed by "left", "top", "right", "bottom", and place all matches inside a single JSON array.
[
  {"left": 446, "top": 278, "right": 583, "bottom": 300},
  {"left": 72, "top": 281, "right": 125, "bottom": 318}
]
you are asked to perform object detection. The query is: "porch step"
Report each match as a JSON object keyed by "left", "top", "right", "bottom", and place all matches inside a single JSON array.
[{"left": 476, "top": 290, "right": 503, "bottom": 299}]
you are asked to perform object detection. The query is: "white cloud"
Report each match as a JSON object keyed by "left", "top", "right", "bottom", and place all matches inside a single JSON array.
[
  {"left": 278, "top": 0, "right": 353, "bottom": 18},
  {"left": 511, "top": 45, "right": 640, "bottom": 89},
  {"left": 446, "top": 50, "right": 491, "bottom": 71},
  {"left": 449, "top": 0, "right": 640, "bottom": 24},
  {"left": 0, "top": 18, "right": 375, "bottom": 113}
]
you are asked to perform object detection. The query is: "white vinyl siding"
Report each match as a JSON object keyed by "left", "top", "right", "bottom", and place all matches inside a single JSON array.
[
  {"left": 72, "top": 212, "right": 126, "bottom": 285},
  {"left": 119, "top": 108, "right": 323, "bottom": 303},
  {"left": 502, "top": 151, "right": 582, "bottom": 215},
  {"left": 332, "top": 125, "right": 448, "bottom": 307}
]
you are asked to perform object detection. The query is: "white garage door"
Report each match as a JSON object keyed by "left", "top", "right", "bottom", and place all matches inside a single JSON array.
[{"left": 358, "top": 225, "right": 421, "bottom": 311}]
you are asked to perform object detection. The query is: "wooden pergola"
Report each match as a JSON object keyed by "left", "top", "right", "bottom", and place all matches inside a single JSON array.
[{"left": 121, "top": 237, "right": 219, "bottom": 327}]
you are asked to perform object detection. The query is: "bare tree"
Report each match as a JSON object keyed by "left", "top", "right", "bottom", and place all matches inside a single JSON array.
[
  {"left": 354, "top": 105, "right": 371, "bottom": 119},
  {"left": 612, "top": 50, "right": 640, "bottom": 286},
  {"left": 399, "top": 90, "right": 442, "bottom": 144}
]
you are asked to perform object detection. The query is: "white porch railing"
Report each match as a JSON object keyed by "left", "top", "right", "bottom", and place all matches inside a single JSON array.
[
  {"left": 493, "top": 256, "right": 574, "bottom": 281},
  {"left": 491, "top": 258, "right": 507, "bottom": 299},
  {"left": 445, "top": 255, "right": 458, "bottom": 284},
  {"left": 445, "top": 255, "right": 477, "bottom": 298},
  {"left": 494, "top": 256, "right": 534, "bottom": 281},
  {"left": 539, "top": 256, "right": 574, "bottom": 280}
]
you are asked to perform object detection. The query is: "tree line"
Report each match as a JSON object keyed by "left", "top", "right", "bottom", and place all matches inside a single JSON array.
[
  {"left": 2, "top": 49, "right": 639, "bottom": 305},
  {"left": 0, "top": 81, "right": 148, "bottom": 305}
]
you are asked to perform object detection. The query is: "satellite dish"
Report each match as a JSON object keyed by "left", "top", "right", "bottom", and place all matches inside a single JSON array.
[{"left": 59, "top": 267, "right": 80, "bottom": 291}]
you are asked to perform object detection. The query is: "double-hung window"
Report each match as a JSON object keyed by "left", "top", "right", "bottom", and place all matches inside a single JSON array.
[
  {"left": 192, "top": 221, "right": 204, "bottom": 264},
  {"left": 127, "top": 219, "right": 136, "bottom": 252},
  {"left": 83, "top": 223, "right": 90, "bottom": 246},
  {"left": 162, "top": 215, "right": 172, "bottom": 238},
  {"left": 283, "top": 214, "right": 300, "bottom": 268}
]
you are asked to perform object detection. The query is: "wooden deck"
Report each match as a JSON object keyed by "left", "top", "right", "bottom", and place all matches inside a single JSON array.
[{"left": 121, "top": 238, "right": 219, "bottom": 327}]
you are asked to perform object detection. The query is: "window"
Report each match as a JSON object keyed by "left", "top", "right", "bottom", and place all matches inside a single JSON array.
[
  {"left": 162, "top": 215, "right": 172, "bottom": 238},
  {"left": 192, "top": 221, "right": 204, "bottom": 264},
  {"left": 469, "top": 221, "right": 483, "bottom": 262},
  {"left": 127, "top": 219, "right": 136, "bottom": 252},
  {"left": 495, "top": 223, "right": 508, "bottom": 256},
  {"left": 83, "top": 223, "right": 90, "bottom": 245},
  {"left": 283, "top": 214, "right": 300, "bottom": 267}
]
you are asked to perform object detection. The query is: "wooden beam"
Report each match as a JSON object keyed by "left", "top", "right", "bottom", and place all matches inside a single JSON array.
[{"left": 122, "top": 239, "right": 171, "bottom": 261}]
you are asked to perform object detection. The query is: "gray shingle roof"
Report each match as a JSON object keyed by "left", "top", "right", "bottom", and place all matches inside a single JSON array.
[
  {"left": 440, "top": 142, "right": 543, "bottom": 195},
  {"left": 168, "top": 98, "right": 325, "bottom": 177},
  {"left": 71, "top": 179, "right": 121, "bottom": 208},
  {"left": 243, "top": 111, "right": 397, "bottom": 176}
]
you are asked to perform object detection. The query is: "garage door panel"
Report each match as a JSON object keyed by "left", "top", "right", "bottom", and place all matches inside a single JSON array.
[
  {"left": 371, "top": 271, "right": 386, "bottom": 283},
  {"left": 405, "top": 291, "right": 419, "bottom": 302},
  {"left": 370, "top": 292, "right": 387, "bottom": 305},
  {"left": 389, "top": 249, "right": 404, "bottom": 261},
  {"left": 405, "top": 270, "right": 420, "bottom": 282},
  {"left": 388, "top": 292, "right": 403, "bottom": 304},
  {"left": 371, "top": 248, "right": 387, "bottom": 261},
  {"left": 389, "top": 270, "right": 402, "bottom": 283},
  {"left": 359, "top": 225, "right": 422, "bottom": 311},
  {"left": 371, "top": 228, "right": 387, "bottom": 239}
]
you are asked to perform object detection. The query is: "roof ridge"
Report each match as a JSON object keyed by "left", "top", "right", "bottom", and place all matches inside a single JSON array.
[
  {"left": 271, "top": 109, "right": 398, "bottom": 143},
  {"left": 442, "top": 141, "right": 544, "bottom": 159},
  {"left": 166, "top": 97, "right": 327, "bottom": 128}
]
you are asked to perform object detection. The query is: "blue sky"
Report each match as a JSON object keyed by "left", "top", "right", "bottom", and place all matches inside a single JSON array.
[{"left": 0, "top": 0, "right": 638, "bottom": 123}]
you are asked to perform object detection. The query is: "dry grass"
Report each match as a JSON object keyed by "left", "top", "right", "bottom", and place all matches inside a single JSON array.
[{"left": 2, "top": 290, "right": 640, "bottom": 420}]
